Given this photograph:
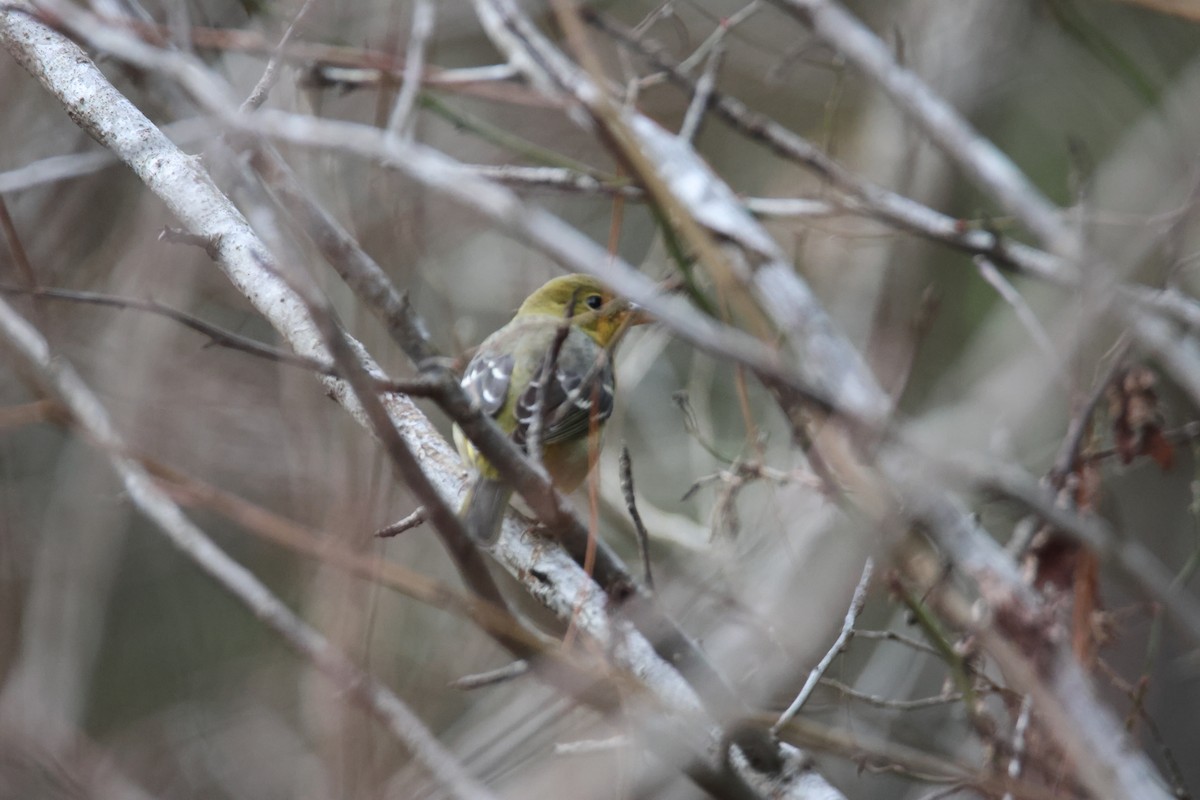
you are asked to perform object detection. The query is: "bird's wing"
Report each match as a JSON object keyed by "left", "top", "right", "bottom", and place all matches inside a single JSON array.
[
  {"left": 461, "top": 351, "right": 515, "bottom": 419},
  {"left": 513, "top": 337, "right": 614, "bottom": 447}
]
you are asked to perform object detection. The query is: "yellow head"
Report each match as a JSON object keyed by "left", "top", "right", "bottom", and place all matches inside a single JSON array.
[{"left": 516, "top": 273, "right": 648, "bottom": 347}]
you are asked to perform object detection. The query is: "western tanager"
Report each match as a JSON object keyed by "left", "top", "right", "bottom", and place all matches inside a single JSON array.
[{"left": 454, "top": 273, "right": 646, "bottom": 544}]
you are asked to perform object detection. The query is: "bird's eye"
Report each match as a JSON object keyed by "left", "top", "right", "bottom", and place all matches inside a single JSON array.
[{"left": 585, "top": 294, "right": 604, "bottom": 310}]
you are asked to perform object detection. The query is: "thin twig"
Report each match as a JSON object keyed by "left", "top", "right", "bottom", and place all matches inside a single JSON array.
[
  {"left": 0, "top": 197, "right": 37, "bottom": 289},
  {"left": 678, "top": 41, "right": 722, "bottom": 143},
  {"left": 1049, "top": 337, "right": 1130, "bottom": 484},
  {"left": 418, "top": 93, "right": 609, "bottom": 175},
  {"left": 975, "top": 255, "right": 1063, "bottom": 385},
  {"left": 774, "top": 557, "right": 873, "bottom": 731},
  {"left": 742, "top": 196, "right": 840, "bottom": 218},
  {"left": 376, "top": 506, "right": 427, "bottom": 538},
  {"left": 619, "top": 445, "right": 653, "bottom": 590},
  {"left": 0, "top": 282, "right": 325, "bottom": 371},
  {"left": 818, "top": 678, "right": 964, "bottom": 711},
  {"left": 459, "top": 164, "right": 637, "bottom": 196},
  {"left": 239, "top": 0, "right": 317, "bottom": 112},
  {"left": 553, "top": 736, "right": 627, "bottom": 756},
  {"left": 0, "top": 283, "right": 449, "bottom": 397},
  {"left": 448, "top": 660, "right": 530, "bottom": 690},
  {"left": 677, "top": 1, "right": 760, "bottom": 73},
  {"left": 851, "top": 629, "right": 942, "bottom": 657},
  {"left": 68, "top": 15, "right": 535, "bottom": 103},
  {"left": 386, "top": 0, "right": 434, "bottom": 139}
]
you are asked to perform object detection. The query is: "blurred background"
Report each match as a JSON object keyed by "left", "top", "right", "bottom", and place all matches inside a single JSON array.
[{"left": 2, "top": 0, "right": 1200, "bottom": 797}]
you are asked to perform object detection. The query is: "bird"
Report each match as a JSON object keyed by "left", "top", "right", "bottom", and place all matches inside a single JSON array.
[{"left": 453, "top": 273, "right": 648, "bottom": 544}]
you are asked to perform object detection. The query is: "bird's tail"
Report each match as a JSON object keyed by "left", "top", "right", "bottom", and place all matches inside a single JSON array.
[{"left": 460, "top": 477, "right": 513, "bottom": 545}]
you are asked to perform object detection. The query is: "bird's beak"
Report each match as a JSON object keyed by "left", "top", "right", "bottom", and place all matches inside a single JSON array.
[{"left": 627, "top": 302, "right": 654, "bottom": 326}]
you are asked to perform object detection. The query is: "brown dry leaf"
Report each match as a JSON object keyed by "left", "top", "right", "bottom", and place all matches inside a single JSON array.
[{"left": 1106, "top": 365, "right": 1174, "bottom": 469}]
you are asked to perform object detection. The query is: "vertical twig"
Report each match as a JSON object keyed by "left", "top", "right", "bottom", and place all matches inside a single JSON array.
[
  {"left": 619, "top": 445, "right": 653, "bottom": 590},
  {"left": 386, "top": 0, "right": 435, "bottom": 139}
]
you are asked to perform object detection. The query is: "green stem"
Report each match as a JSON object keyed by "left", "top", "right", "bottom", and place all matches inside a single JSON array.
[{"left": 898, "top": 587, "right": 979, "bottom": 712}]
